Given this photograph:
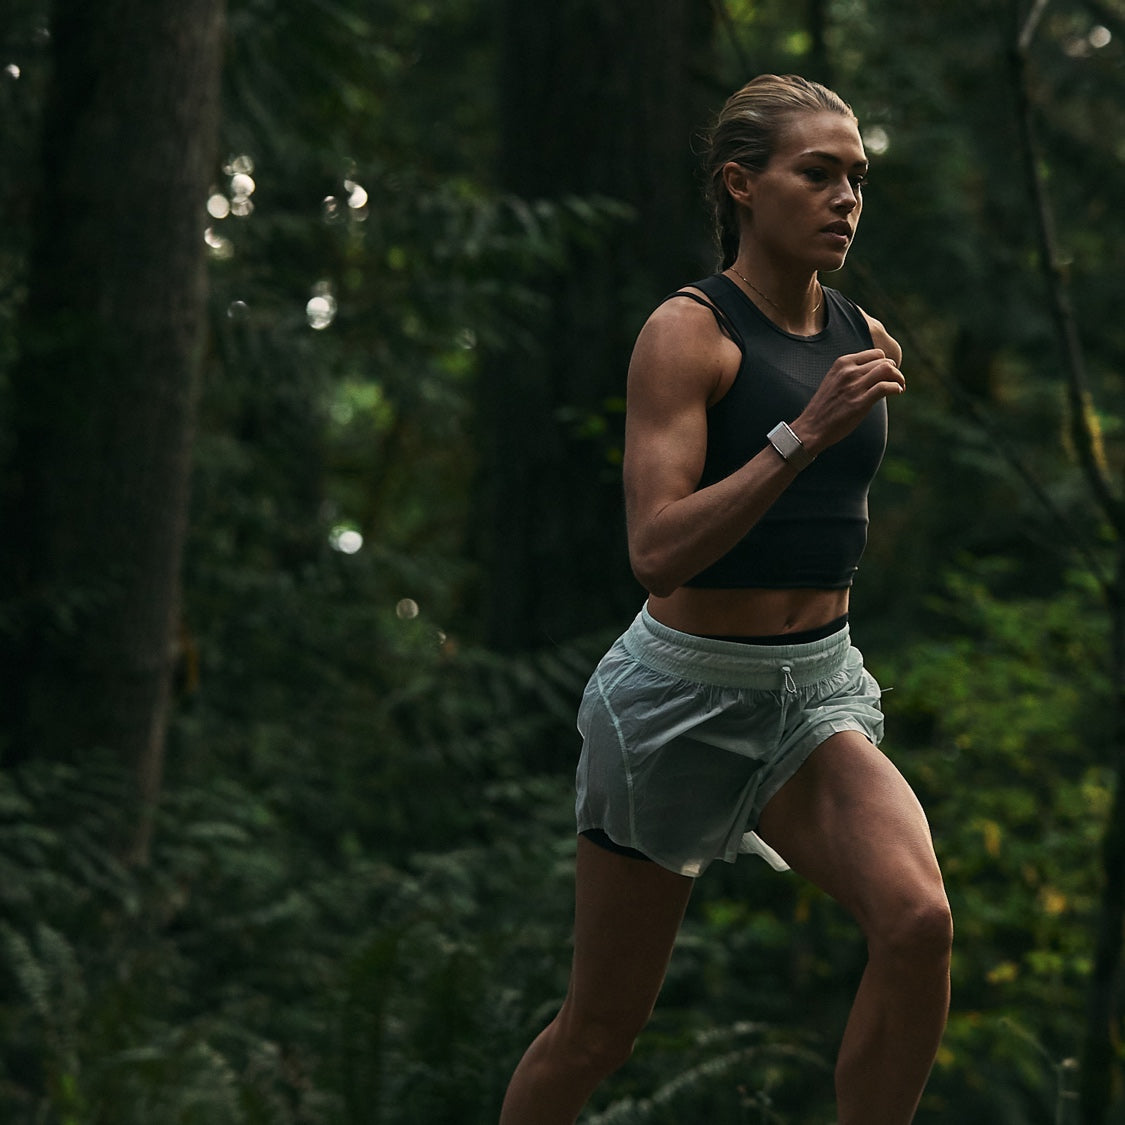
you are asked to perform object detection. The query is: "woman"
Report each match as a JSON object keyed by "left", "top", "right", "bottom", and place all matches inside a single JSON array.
[{"left": 500, "top": 75, "right": 952, "bottom": 1125}]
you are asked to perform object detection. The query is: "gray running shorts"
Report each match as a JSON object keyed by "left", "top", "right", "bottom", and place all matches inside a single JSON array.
[{"left": 575, "top": 605, "right": 885, "bottom": 877}]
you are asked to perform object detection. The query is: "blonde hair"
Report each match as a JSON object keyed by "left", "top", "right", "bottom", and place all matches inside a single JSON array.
[{"left": 704, "top": 75, "right": 856, "bottom": 268}]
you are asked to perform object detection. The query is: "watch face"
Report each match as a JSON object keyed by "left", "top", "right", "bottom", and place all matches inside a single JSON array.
[
  {"left": 767, "top": 422, "right": 812, "bottom": 470},
  {"left": 768, "top": 423, "right": 799, "bottom": 457}
]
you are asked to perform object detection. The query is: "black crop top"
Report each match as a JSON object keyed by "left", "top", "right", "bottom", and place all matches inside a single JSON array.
[{"left": 674, "top": 273, "right": 888, "bottom": 589}]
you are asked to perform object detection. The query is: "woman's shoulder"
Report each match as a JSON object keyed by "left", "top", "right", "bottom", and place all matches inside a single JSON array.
[
  {"left": 640, "top": 278, "right": 732, "bottom": 345},
  {"left": 629, "top": 280, "right": 743, "bottom": 404},
  {"left": 639, "top": 288, "right": 733, "bottom": 357},
  {"left": 643, "top": 276, "right": 744, "bottom": 352},
  {"left": 858, "top": 308, "right": 902, "bottom": 364},
  {"left": 824, "top": 287, "right": 902, "bottom": 364}
]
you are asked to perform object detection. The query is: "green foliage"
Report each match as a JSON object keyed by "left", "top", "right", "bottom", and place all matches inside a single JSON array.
[
  {"left": 587, "top": 1023, "right": 832, "bottom": 1125},
  {"left": 0, "top": 751, "right": 578, "bottom": 1124},
  {"left": 881, "top": 563, "right": 1111, "bottom": 1121}
]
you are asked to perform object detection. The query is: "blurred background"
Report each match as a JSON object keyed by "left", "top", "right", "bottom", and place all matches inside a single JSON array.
[{"left": 2, "top": 0, "right": 1124, "bottom": 1121}]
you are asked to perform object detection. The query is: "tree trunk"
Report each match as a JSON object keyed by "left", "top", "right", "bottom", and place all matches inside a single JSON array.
[
  {"left": 477, "top": 0, "right": 716, "bottom": 650},
  {"left": 0, "top": 0, "right": 226, "bottom": 862}
]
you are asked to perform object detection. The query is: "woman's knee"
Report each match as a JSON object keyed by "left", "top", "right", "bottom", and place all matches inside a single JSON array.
[
  {"left": 872, "top": 891, "right": 953, "bottom": 963},
  {"left": 554, "top": 1005, "right": 644, "bottom": 1078}
]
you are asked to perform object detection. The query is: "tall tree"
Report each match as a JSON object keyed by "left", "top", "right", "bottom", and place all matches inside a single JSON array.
[
  {"left": 0, "top": 0, "right": 226, "bottom": 861},
  {"left": 475, "top": 0, "right": 717, "bottom": 650}
]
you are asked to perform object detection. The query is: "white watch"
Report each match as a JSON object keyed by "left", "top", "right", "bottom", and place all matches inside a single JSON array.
[{"left": 766, "top": 421, "right": 815, "bottom": 471}]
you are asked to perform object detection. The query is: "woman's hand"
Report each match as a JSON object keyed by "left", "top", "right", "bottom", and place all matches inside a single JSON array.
[{"left": 791, "top": 347, "right": 904, "bottom": 455}]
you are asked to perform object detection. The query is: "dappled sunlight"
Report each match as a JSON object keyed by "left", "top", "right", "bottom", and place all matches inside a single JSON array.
[
  {"left": 344, "top": 178, "right": 368, "bottom": 217},
  {"left": 329, "top": 525, "right": 363, "bottom": 554},
  {"left": 203, "top": 226, "right": 232, "bottom": 260},
  {"left": 224, "top": 155, "right": 256, "bottom": 219},
  {"left": 1065, "top": 24, "right": 1112, "bottom": 56},
  {"left": 322, "top": 174, "right": 369, "bottom": 223},
  {"left": 392, "top": 597, "right": 453, "bottom": 656},
  {"left": 202, "top": 154, "right": 255, "bottom": 255},
  {"left": 306, "top": 280, "right": 337, "bottom": 329},
  {"left": 228, "top": 173, "right": 255, "bottom": 217},
  {"left": 863, "top": 124, "right": 890, "bottom": 156},
  {"left": 395, "top": 598, "right": 419, "bottom": 620},
  {"left": 1089, "top": 25, "right": 1112, "bottom": 48}
]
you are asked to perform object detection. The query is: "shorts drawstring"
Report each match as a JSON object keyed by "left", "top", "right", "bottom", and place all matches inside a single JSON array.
[{"left": 776, "top": 664, "right": 797, "bottom": 745}]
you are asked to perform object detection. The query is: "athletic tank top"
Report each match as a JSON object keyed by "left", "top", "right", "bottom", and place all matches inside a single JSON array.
[{"left": 673, "top": 273, "right": 888, "bottom": 589}]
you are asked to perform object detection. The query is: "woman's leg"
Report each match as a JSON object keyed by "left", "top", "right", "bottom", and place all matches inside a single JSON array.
[
  {"left": 499, "top": 836, "right": 694, "bottom": 1125},
  {"left": 757, "top": 730, "right": 953, "bottom": 1125}
]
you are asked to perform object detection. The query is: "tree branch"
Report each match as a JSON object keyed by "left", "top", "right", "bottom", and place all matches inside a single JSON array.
[
  {"left": 1019, "top": 0, "right": 1053, "bottom": 52},
  {"left": 1010, "top": 4, "right": 1125, "bottom": 535},
  {"left": 709, "top": 0, "right": 754, "bottom": 78},
  {"left": 850, "top": 264, "right": 1112, "bottom": 595}
]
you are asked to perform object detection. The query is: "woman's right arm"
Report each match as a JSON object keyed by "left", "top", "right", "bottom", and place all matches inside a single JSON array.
[
  {"left": 623, "top": 299, "right": 904, "bottom": 598},
  {"left": 623, "top": 299, "right": 801, "bottom": 596}
]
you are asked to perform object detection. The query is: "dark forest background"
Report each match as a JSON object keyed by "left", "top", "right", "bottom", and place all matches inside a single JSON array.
[{"left": 2, "top": 0, "right": 1125, "bottom": 1122}]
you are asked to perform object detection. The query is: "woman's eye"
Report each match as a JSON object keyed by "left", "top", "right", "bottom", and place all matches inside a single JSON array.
[{"left": 803, "top": 168, "right": 828, "bottom": 182}]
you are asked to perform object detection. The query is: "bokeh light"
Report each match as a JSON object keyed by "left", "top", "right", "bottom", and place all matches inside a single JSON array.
[
  {"left": 204, "top": 226, "right": 233, "bottom": 260},
  {"left": 863, "top": 125, "right": 890, "bottom": 156},
  {"left": 306, "top": 281, "right": 338, "bottom": 330},
  {"left": 329, "top": 526, "right": 363, "bottom": 554}
]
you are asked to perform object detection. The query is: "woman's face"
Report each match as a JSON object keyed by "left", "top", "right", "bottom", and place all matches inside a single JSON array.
[{"left": 739, "top": 110, "right": 868, "bottom": 273}]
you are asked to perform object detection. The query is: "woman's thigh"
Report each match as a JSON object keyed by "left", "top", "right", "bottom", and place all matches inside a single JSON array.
[
  {"left": 562, "top": 836, "right": 695, "bottom": 1036},
  {"left": 755, "top": 730, "right": 948, "bottom": 938}
]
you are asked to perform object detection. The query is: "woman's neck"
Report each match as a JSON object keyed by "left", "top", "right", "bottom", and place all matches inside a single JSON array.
[{"left": 726, "top": 259, "right": 822, "bottom": 334}]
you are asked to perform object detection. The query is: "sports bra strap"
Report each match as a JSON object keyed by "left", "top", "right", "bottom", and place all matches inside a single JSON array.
[{"left": 664, "top": 289, "right": 745, "bottom": 354}]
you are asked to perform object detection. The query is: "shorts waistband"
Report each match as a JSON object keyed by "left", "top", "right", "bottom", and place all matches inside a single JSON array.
[{"left": 622, "top": 605, "right": 851, "bottom": 690}]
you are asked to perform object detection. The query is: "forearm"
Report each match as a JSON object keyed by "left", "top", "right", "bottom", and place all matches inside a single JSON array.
[{"left": 628, "top": 445, "right": 798, "bottom": 596}]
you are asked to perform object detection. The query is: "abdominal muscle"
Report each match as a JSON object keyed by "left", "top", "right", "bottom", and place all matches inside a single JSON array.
[{"left": 646, "top": 585, "right": 850, "bottom": 638}]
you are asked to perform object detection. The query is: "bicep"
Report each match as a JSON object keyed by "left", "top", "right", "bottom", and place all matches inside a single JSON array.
[
  {"left": 622, "top": 306, "right": 733, "bottom": 531},
  {"left": 624, "top": 380, "right": 707, "bottom": 527}
]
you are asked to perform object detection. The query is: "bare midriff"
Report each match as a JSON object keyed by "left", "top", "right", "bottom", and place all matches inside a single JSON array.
[{"left": 646, "top": 585, "right": 850, "bottom": 638}]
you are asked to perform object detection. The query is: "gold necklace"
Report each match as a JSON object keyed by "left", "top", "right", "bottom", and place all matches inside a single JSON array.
[{"left": 730, "top": 266, "right": 822, "bottom": 325}]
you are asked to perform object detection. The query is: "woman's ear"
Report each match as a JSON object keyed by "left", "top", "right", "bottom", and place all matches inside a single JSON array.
[{"left": 721, "top": 161, "right": 755, "bottom": 208}]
